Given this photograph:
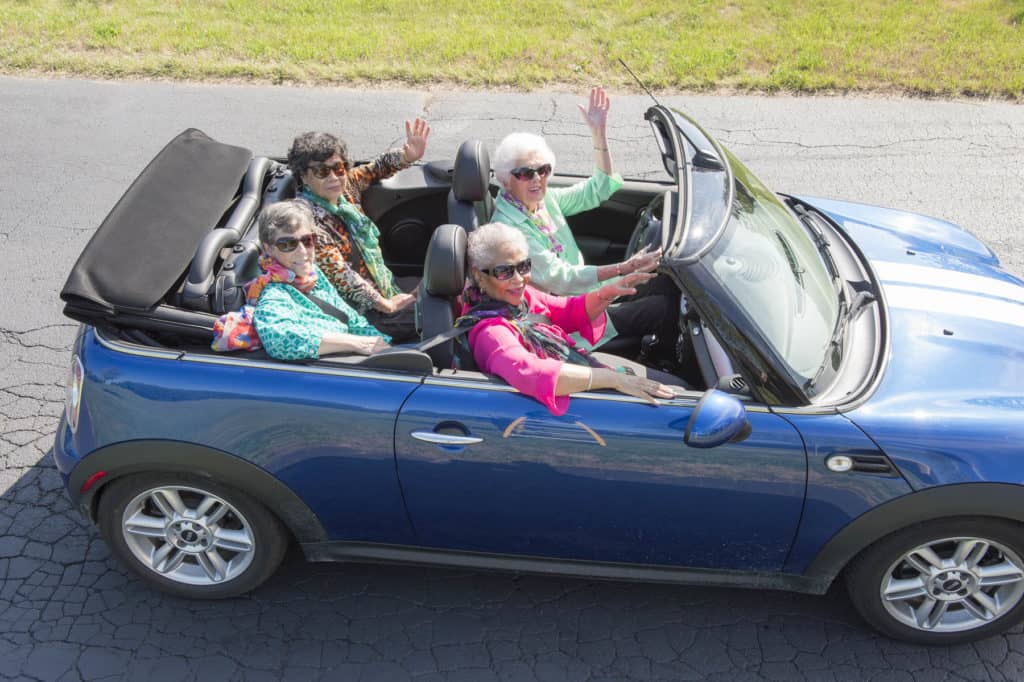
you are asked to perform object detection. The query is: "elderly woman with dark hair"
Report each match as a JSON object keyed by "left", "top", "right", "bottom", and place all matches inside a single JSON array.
[
  {"left": 288, "top": 119, "right": 429, "bottom": 342},
  {"left": 491, "top": 88, "right": 680, "bottom": 365},
  {"left": 233, "top": 201, "right": 390, "bottom": 360},
  {"left": 461, "top": 222, "right": 684, "bottom": 415}
]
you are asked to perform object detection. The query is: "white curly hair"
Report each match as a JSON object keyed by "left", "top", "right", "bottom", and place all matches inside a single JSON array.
[
  {"left": 491, "top": 132, "right": 556, "bottom": 187},
  {"left": 466, "top": 222, "right": 529, "bottom": 271}
]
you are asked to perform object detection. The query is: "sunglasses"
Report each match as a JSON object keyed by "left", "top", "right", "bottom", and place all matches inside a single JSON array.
[
  {"left": 309, "top": 161, "right": 347, "bottom": 179},
  {"left": 510, "top": 164, "right": 552, "bottom": 181},
  {"left": 481, "top": 258, "right": 532, "bottom": 281},
  {"left": 273, "top": 233, "right": 316, "bottom": 252}
]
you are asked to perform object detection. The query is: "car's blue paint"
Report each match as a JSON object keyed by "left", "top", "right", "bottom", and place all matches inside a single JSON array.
[
  {"left": 53, "top": 163, "right": 1024, "bottom": 594},
  {"left": 798, "top": 197, "right": 1024, "bottom": 490},
  {"left": 779, "top": 412, "right": 914, "bottom": 573},
  {"left": 683, "top": 389, "right": 750, "bottom": 448},
  {"left": 395, "top": 383, "right": 806, "bottom": 570},
  {"left": 56, "top": 327, "right": 420, "bottom": 544},
  {"left": 798, "top": 195, "right": 1001, "bottom": 269}
]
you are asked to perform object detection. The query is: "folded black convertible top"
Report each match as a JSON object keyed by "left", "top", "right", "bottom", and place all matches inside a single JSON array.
[{"left": 61, "top": 129, "right": 252, "bottom": 317}]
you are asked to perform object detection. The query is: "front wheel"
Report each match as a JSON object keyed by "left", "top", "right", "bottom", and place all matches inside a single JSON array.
[
  {"left": 97, "top": 473, "right": 289, "bottom": 598},
  {"left": 845, "top": 518, "right": 1024, "bottom": 645}
]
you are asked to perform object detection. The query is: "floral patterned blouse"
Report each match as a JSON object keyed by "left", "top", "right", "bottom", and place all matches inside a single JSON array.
[{"left": 297, "top": 149, "right": 406, "bottom": 313}]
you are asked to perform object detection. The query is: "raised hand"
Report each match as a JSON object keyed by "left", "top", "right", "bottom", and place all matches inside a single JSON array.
[
  {"left": 622, "top": 245, "right": 662, "bottom": 275},
  {"left": 600, "top": 271, "right": 656, "bottom": 302},
  {"left": 401, "top": 118, "right": 431, "bottom": 163},
  {"left": 577, "top": 86, "right": 610, "bottom": 133}
]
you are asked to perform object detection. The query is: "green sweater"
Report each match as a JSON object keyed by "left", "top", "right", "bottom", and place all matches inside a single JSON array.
[
  {"left": 492, "top": 168, "right": 624, "bottom": 295},
  {"left": 492, "top": 168, "right": 624, "bottom": 348}
]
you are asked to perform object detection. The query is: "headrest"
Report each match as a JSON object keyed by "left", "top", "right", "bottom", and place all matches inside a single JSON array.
[
  {"left": 423, "top": 224, "right": 467, "bottom": 297},
  {"left": 263, "top": 166, "right": 297, "bottom": 204},
  {"left": 451, "top": 140, "right": 491, "bottom": 203}
]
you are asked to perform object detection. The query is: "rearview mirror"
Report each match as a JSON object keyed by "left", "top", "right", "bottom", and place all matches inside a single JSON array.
[{"left": 684, "top": 389, "right": 752, "bottom": 448}]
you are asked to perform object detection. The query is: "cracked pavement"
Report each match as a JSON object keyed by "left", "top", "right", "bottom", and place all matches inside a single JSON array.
[{"left": 1, "top": 76, "right": 1023, "bottom": 680}]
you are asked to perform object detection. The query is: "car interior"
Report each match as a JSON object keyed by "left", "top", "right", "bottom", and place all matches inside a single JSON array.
[{"left": 69, "top": 130, "right": 737, "bottom": 393}]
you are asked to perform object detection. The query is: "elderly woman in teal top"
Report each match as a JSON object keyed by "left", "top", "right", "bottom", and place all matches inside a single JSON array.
[
  {"left": 491, "top": 87, "right": 681, "bottom": 366},
  {"left": 252, "top": 202, "right": 390, "bottom": 361}
]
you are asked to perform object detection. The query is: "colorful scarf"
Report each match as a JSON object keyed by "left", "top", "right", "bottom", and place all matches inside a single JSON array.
[
  {"left": 211, "top": 256, "right": 318, "bottom": 352},
  {"left": 500, "top": 190, "right": 564, "bottom": 257},
  {"left": 300, "top": 188, "right": 401, "bottom": 297},
  {"left": 458, "top": 286, "right": 600, "bottom": 368}
]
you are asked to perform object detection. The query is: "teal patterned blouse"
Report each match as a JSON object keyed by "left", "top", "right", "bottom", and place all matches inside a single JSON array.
[{"left": 253, "top": 265, "right": 389, "bottom": 361}]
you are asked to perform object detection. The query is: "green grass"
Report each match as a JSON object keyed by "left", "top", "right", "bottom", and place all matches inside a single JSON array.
[{"left": 1, "top": 0, "right": 1022, "bottom": 97}]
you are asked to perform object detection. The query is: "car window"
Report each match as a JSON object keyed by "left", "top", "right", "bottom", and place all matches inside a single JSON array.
[{"left": 707, "top": 162, "right": 839, "bottom": 381}]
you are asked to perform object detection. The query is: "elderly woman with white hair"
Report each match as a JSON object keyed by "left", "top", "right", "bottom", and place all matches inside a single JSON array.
[
  {"left": 460, "top": 222, "right": 685, "bottom": 416},
  {"left": 491, "top": 87, "right": 681, "bottom": 366}
]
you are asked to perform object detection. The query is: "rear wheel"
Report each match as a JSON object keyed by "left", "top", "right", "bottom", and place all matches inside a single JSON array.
[
  {"left": 97, "top": 473, "right": 288, "bottom": 598},
  {"left": 845, "top": 518, "right": 1024, "bottom": 644}
]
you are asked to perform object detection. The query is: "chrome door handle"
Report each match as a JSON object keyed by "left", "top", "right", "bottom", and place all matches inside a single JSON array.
[{"left": 410, "top": 431, "right": 483, "bottom": 446}]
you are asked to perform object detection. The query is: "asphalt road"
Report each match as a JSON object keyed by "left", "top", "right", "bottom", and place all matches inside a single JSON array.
[{"left": 1, "top": 76, "right": 1023, "bottom": 681}]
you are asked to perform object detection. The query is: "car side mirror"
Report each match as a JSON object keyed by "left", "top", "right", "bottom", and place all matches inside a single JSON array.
[{"left": 684, "top": 389, "right": 752, "bottom": 448}]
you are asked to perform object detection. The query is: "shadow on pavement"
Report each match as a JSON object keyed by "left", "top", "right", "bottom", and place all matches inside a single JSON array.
[{"left": 2, "top": 447, "right": 1022, "bottom": 681}]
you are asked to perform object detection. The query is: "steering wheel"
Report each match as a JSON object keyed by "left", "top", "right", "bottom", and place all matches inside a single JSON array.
[
  {"left": 620, "top": 190, "right": 674, "bottom": 300},
  {"left": 626, "top": 190, "right": 673, "bottom": 261}
]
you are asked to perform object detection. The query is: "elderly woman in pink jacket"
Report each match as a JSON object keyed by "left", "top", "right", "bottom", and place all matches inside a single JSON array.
[{"left": 460, "top": 222, "right": 686, "bottom": 415}]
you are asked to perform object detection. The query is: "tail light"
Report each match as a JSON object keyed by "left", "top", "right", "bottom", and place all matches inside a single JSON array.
[{"left": 65, "top": 356, "right": 84, "bottom": 433}]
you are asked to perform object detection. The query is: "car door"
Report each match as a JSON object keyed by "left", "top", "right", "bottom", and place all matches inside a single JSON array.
[{"left": 394, "top": 375, "right": 808, "bottom": 571}]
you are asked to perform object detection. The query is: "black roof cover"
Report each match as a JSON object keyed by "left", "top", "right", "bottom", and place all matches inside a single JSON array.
[{"left": 61, "top": 129, "right": 252, "bottom": 314}]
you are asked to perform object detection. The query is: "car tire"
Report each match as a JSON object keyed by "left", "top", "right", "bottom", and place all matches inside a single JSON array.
[
  {"left": 97, "top": 472, "right": 289, "bottom": 599},
  {"left": 845, "top": 517, "right": 1024, "bottom": 645}
]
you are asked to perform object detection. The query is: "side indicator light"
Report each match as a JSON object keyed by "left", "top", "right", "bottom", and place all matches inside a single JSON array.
[
  {"left": 80, "top": 471, "right": 107, "bottom": 494},
  {"left": 826, "top": 455, "right": 854, "bottom": 473}
]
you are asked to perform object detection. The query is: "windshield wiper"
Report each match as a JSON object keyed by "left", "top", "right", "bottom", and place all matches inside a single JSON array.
[
  {"left": 804, "top": 283, "right": 876, "bottom": 394},
  {"left": 793, "top": 204, "right": 841, "bottom": 289},
  {"left": 774, "top": 230, "right": 805, "bottom": 288}
]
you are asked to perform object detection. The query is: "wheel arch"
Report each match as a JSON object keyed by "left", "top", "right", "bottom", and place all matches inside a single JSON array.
[
  {"left": 69, "top": 440, "right": 328, "bottom": 544},
  {"left": 804, "top": 482, "right": 1024, "bottom": 586}
]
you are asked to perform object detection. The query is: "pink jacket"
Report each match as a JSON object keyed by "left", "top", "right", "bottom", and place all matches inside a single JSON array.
[{"left": 465, "top": 286, "right": 606, "bottom": 415}]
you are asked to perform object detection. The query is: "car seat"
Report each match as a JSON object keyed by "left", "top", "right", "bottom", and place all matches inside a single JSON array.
[
  {"left": 447, "top": 140, "right": 493, "bottom": 233},
  {"left": 417, "top": 223, "right": 477, "bottom": 369}
]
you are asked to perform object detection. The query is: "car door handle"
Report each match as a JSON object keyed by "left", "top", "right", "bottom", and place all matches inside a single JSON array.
[{"left": 410, "top": 431, "right": 484, "bottom": 446}]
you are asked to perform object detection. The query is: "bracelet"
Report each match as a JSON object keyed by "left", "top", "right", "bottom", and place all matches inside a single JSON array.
[
  {"left": 616, "top": 263, "right": 623, "bottom": 276},
  {"left": 585, "top": 367, "right": 593, "bottom": 391},
  {"left": 594, "top": 146, "right": 608, "bottom": 151}
]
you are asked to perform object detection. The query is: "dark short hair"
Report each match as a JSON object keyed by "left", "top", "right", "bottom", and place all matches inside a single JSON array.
[{"left": 286, "top": 131, "right": 350, "bottom": 181}]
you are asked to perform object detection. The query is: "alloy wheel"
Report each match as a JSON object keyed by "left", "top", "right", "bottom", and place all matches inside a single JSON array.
[
  {"left": 880, "top": 535, "right": 1024, "bottom": 633},
  {"left": 120, "top": 485, "right": 256, "bottom": 586}
]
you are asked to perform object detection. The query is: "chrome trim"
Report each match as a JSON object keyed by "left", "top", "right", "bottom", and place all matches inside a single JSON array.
[
  {"left": 410, "top": 431, "right": 483, "bottom": 446},
  {"left": 93, "top": 327, "right": 425, "bottom": 385},
  {"left": 93, "top": 328, "right": 774, "bottom": 412},
  {"left": 94, "top": 328, "right": 182, "bottom": 361}
]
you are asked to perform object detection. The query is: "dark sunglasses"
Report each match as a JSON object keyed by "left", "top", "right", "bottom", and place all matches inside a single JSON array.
[
  {"left": 309, "top": 161, "right": 347, "bottom": 179},
  {"left": 510, "top": 164, "right": 552, "bottom": 181},
  {"left": 481, "top": 258, "right": 532, "bottom": 281},
  {"left": 273, "top": 233, "right": 316, "bottom": 252}
]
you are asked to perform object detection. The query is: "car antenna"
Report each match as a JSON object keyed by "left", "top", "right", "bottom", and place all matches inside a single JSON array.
[{"left": 618, "top": 58, "right": 661, "bottom": 106}]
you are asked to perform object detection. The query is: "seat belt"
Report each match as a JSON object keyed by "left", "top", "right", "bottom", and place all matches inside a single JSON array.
[
  {"left": 414, "top": 318, "right": 476, "bottom": 352},
  {"left": 306, "top": 293, "right": 349, "bottom": 324},
  {"left": 310, "top": 290, "right": 472, "bottom": 355}
]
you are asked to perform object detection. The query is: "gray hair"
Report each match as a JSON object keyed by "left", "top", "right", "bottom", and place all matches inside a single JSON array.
[
  {"left": 492, "top": 132, "right": 556, "bottom": 187},
  {"left": 258, "top": 200, "right": 314, "bottom": 247},
  {"left": 466, "top": 222, "right": 529, "bottom": 270}
]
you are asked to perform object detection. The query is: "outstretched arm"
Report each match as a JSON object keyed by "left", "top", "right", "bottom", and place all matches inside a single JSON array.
[{"left": 578, "top": 86, "right": 613, "bottom": 176}]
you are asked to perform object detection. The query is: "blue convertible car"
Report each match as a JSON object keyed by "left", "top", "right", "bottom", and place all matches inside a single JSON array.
[{"left": 54, "top": 106, "right": 1024, "bottom": 645}]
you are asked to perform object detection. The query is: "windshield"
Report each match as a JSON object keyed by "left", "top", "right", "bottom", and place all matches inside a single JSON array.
[{"left": 705, "top": 150, "right": 840, "bottom": 382}]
